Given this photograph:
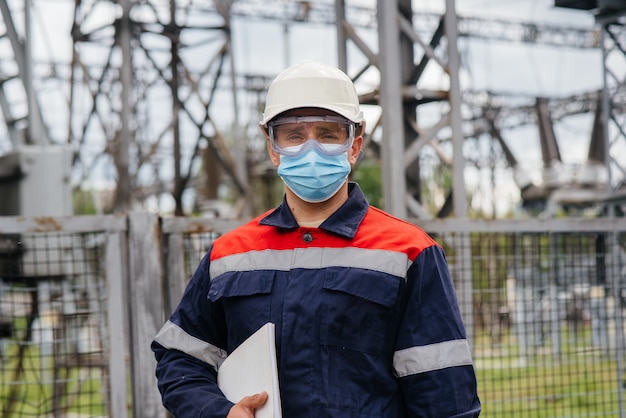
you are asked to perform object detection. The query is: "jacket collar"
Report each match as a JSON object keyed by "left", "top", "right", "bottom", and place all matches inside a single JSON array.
[{"left": 259, "top": 182, "right": 369, "bottom": 239}]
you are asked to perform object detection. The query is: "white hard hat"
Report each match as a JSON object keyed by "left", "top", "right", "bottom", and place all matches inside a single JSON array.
[{"left": 260, "top": 61, "right": 364, "bottom": 127}]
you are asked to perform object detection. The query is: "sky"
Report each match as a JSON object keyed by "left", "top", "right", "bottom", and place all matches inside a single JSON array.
[{"left": 0, "top": 0, "right": 611, "bottom": 216}]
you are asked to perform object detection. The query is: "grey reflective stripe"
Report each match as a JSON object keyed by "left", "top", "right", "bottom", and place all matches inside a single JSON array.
[
  {"left": 393, "top": 339, "right": 473, "bottom": 377},
  {"left": 154, "top": 320, "right": 227, "bottom": 371},
  {"left": 209, "top": 247, "right": 411, "bottom": 279}
]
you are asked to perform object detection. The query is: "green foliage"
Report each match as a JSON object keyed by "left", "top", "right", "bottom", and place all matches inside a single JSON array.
[
  {"left": 72, "top": 187, "right": 98, "bottom": 215},
  {"left": 420, "top": 159, "right": 453, "bottom": 215},
  {"left": 352, "top": 159, "right": 383, "bottom": 208}
]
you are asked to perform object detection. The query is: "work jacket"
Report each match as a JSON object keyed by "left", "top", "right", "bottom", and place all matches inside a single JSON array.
[{"left": 152, "top": 183, "right": 481, "bottom": 418}]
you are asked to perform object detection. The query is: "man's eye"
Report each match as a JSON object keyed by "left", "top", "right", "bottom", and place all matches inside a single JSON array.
[{"left": 285, "top": 134, "right": 305, "bottom": 142}]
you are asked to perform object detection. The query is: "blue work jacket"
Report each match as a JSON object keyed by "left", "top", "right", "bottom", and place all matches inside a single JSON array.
[{"left": 152, "top": 183, "right": 481, "bottom": 417}]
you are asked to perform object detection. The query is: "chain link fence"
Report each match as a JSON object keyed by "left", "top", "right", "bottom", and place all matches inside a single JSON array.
[
  {"left": 431, "top": 226, "right": 626, "bottom": 417},
  {"left": 0, "top": 215, "right": 624, "bottom": 417}
]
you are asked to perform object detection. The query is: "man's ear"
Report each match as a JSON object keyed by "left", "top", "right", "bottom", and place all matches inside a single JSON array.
[
  {"left": 266, "top": 139, "right": 280, "bottom": 167},
  {"left": 349, "top": 135, "right": 363, "bottom": 165}
]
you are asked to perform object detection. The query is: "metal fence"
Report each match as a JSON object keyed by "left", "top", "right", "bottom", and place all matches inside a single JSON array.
[
  {"left": 0, "top": 216, "right": 128, "bottom": 418},
  {"left": 0, "top": 214, "right": 624, "bottom": 417},
  {"left": 420, "top": 219, "right": 626, "bottom": 418}
]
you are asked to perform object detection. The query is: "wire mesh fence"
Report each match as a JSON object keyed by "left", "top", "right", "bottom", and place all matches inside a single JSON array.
[
  {"left": 0, "top": 215, "right": 624, "bottom": 417},
  {"left": 0, "top": 232, "right": 110, "bottom": 418},
  {"left": 179, "top": 223, "right": 626, "bottom": 417},
  {"left": 432, "top": 227, "right": 626, "bottom": 418}
]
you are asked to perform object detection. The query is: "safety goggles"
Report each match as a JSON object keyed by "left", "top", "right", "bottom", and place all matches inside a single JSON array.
[{"left": 267, "top": 115, "right": 355, "bottom": 157}]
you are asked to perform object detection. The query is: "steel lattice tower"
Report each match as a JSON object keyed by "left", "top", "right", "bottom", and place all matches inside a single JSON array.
[{"left": 0, "top": 0, "right": 624, "bottom": 221}]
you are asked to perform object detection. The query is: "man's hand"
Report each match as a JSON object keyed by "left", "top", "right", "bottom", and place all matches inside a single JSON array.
[{"left": 226, "top": 391, "right": 268, "bottom": 417}]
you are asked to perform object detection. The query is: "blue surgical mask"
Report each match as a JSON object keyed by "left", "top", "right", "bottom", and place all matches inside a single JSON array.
[{"left": 277, "top": 147, "right": 351, "bottom": 203}]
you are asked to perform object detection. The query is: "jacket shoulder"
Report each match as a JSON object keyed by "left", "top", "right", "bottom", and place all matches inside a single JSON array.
[
  {"left": 359, "top": 207, "right": 440, "bottom": 256},
  {"left": 210, "top": 211, "right": 274, "bottom": 260}
]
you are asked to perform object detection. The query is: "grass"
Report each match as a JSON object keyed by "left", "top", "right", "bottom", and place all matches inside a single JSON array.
[
  {"left": 474, "top": 325, "right": 622, "bottom": 417},
  {"left": 1, "top": 318, "right": 624, "bottom": 417},
  {"left": 477, "top": 357, "right": 619, "bottom": 417},
  {"left": 1, "top": 336, "right": 107, "bottom": 417}
]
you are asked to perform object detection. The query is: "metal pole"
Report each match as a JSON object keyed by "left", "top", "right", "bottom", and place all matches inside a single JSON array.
[
  {"left": 377, "top": 0, "right": 406, "bottom": 219},
  {"left": 598, "top": 17, "right": 615, "bottom": 218},
  {"left": 170, "top": 0, "right": 183, "bottom": 216},
  {"left": 445, "top": 0, "right": 474, "bottom": 346},
  {"left": 444, "top": 0, "right": 466, "bottom": 219},
  {"left": 24, "top": 0, "right": 48, "bottom": 145},
  {"left": 228, "top": 13, "right": 250, "bottom": 217},
  {"left": 116, "top": 0, "right": 133, "bottom": 213},
  {"left": 335, "top": 0, "right": 347, "bottom": 71}
]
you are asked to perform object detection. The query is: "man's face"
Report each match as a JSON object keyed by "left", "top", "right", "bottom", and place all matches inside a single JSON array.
[{"left": 264, "top": 108, "right": 363, "bottom": 169}]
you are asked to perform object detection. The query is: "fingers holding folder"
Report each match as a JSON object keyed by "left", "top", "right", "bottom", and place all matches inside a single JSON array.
[{"left": 227, "top": 392, "right": 268, "bottom": 418}]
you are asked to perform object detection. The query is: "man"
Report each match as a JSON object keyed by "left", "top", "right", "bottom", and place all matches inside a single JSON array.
[{"left": 152, "top": 61, "right": 481, "bottom": 417}]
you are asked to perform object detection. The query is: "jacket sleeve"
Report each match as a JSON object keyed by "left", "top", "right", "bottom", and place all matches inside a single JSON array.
[
  {"left": 151, "top": 250, "right": 234, "bottom": 418},
  {"left": 395, "top": 245, "right": 481, "bottom": 417}
]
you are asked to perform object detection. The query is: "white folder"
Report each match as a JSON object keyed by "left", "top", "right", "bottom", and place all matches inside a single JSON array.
[{"left": 217, "top": 322, "right": 282, "bottom": 418}]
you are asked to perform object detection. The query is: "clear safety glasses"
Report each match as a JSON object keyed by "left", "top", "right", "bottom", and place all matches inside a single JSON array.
[{"left": 267, "top": 115, "right": 355, "bottom": 157}]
